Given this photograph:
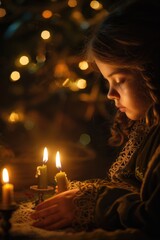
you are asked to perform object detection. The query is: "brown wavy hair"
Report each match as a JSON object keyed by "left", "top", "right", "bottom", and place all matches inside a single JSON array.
[{"left": 86, "top": 0, "right": 160, "bottom": 146}]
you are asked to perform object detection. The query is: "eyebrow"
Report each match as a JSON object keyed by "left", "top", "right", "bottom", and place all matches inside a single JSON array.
[{"left": 107, "top": 68, "right": 129, "bottom": 78}]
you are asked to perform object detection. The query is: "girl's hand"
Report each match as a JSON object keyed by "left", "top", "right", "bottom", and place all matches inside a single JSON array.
[{"left": 31, "top": 189, "right": 78, "bottom": 230}]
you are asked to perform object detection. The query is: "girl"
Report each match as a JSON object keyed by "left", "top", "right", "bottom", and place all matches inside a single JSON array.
[{"left": 31, "top": 0, "right": 160, "bottom": 238}]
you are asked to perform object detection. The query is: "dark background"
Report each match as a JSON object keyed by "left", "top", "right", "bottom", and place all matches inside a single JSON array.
[{"left": 0, "top": 0, "right": 124, "bottom": 192}]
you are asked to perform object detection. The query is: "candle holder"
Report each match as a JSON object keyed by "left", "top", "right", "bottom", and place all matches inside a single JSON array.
[
  {"left": 0, "top": 203, "right": 18, "bottom": 240},
  {"left": 30, "top": 185, "right": 54, "bottom": 207}
]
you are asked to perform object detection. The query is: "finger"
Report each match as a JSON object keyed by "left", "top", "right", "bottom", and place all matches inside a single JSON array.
[
  {"left": 31, "top": 204, "right": 59, "bottom": 220},
  {"left": 35, "top": 196, "right": 60, "bottom": 210},
  {"left": 32, "top": 212, "right": 62, "bottom": 228},
  {"left": 35, "top": 189, "right": 75, "bottom": 211},
  {"left": 44, "top": 218, "right": 70, "bottom": 230}
]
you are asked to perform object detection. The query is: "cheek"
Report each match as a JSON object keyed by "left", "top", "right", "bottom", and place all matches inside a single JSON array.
[
  {"left": 128, "top": 89, "right": 150, "bottom": 112},
  {"left": 122, "top": 86, "right": 142, "bottom": 106}
]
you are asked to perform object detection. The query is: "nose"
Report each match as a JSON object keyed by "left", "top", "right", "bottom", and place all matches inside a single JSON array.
[{"left": 107, "top": 87, "right": 119, "bottom": 100}]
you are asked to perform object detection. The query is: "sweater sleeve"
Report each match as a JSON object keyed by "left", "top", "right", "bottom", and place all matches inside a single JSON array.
[
  {"left": 95, "top": 146, "right": 160, "bottom": 237},
  {"left": 70, "top": 179, "right": 132, "bottom": 231}
]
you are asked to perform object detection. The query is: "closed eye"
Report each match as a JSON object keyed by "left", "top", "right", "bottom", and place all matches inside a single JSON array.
[{"left": 114, "top": 77, "right": 126, "bottom": 84}]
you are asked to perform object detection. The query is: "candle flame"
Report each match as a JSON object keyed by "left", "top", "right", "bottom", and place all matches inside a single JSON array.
[
  {"left": 2, "top": 168, "right": 9, "bottom": 183},
  {"left": 43, "top": 147, "right": 48, "bottom": 163},
  {"left": 56, "top": 151, "right": 61, "bottom": 170}
]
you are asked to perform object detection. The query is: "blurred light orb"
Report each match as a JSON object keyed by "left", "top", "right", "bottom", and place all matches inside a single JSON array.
[
  {"left": 28, "top": 63, "right": 38, "bottom": 73},
  {"left": 80, "top": 21, "right": 90, "bottom": 30},
  {"left": 19, "top": 55, "right": 29, "bottom": 65},
  {"left": 10, "top": 71, "right": 20, "bottom": 81},
  {"left": 79, "top": 61, "right": 89, "bottom": 70},
  {"left": 77, "top": 79, "right": 87, "bottom": 89},
  {"left": 90, "top": 0, "right": 102, "bottom": 10},
  {"left": 0, "top": 7, "right": 6, "bottom": 17},
  {"left": 24, "top": 120, "right": 34, "bottom": 130},
  {"left": 9, "top": 112, "right": 21, "bottom": 122},
  {"left": 41, "top": 30, "right": 51, "bottom": 40},
  {"left": 42, "top": 10, "right": 53, "bottom": 19},
  {"left": 71, "top": 10, "right": 82, "bottom": 21},
  {"left": 68, "top": 0, "right": 77, "bottom": 8},
  {"left": 36, "top": 54, "right": 46, "bottom": 63},
  {"left": 79, "top": 133, "right": 91, "bottom": 145}
]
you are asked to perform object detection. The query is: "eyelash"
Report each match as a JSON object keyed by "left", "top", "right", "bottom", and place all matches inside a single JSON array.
[
  {"left": 115, "top": 78, "right": 125, "bottom": 84},
  {"left": 102, "top": 77, "right": 126, "bottom": 92}
]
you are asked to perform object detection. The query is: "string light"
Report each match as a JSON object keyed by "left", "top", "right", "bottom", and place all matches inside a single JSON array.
[
  {"left": 10, "top": 71, "right": 21, "bottom": 81},
  {"left": 42, "top": 9, "right": 53, "bottom": 19},
  {"left": 19, "top": 56, "right": 29, "bottom": 65},
  {"left": 76, "top": 79, "right": 87, "bottom": 89},
  {"left": 62, "top": 78, "right": 70, "bottom": 87},
  {"left": 90, "top": 0, "right": 102, "bottom": 10},
  {"left": 41, "top": 30, "right": 51, "bottom": 40},
  {"left": 8, "top": 112, "right": 23, "bottom": 123},
  {"left": 0, "top": 7, "right": 6, "bottom": 17},
  {"left": 68, "top": 0, "right": 77, "bottom": 8},
  {"left": 78, "top": 61, "right": 89, "bottom": 70}
]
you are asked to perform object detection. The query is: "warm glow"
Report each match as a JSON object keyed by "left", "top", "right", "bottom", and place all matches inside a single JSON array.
[
  {"left": 68, "top": 0, "right": 77, "bottom": 8},
  {"left": 90, "top": 0, "right": 102, "bottom": 10},
  {"left": 10, "top": 71, "right": 20, "bottom": 81},
  {"left": 19, "top": 55, "right": 29, "bottom": 65},
  {"left": 78, "top": 61, "right": 89, "bottom": 70},
  {"left": 77, "top": 78, "right": 87, "bottom": 89},
  {"left": 36, "top": 54, "right": 46, "bottom": 63},
  {"left": 42, "top": 9, "right": 53, "bottom": 19},
  {"left": 41, "top": 30, "right": 51, "bottom": 40},
  {"left": 79, "top": 133, "right": 91, "bottom": 145},
  {"left": 56, "top": 151, "right": 61, "bottom": 170},
  {"left": 9, "top": 112, "right": 22, "bottom": 122},
  {"left": 62, "top": 78, "right": 70, "bottom": 86},
  {"left": 43, "top": 147, "right": 48, "bottom": 163},
  {"left": 2, "top": 168, "right": 9, "bottom": 183},
  {"left": 71, "top": 10, "right": 83, "bottom": 22},
  {"left": 0, "top": 8, "right": 6, "bottom": 17},
  {"left": 54, "top": 62, "right": 70, "bottom": 78}
]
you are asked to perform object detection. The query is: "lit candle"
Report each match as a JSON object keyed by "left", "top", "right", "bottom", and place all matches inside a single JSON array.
[
  {"left": 35, "top": 147, "right": 48, "bottom": 189},
  {"left": 1, "top": 168, "right": 14, "bottom": 207},
  {"left": 55, "top": 151, "right": 68, "bottom": 193}
]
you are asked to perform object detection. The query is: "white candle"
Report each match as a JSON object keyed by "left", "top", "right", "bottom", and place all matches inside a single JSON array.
[
  {"left": 55, "top": 151, "right": 68, "bottom": 193},
  {"left": 35, "top": 147, "right": 48, "bottom": 189},
  {"left": 2, "top": 168, "right": 14, "bottom": 207}
]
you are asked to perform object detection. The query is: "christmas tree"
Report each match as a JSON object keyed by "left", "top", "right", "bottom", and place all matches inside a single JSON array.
[{"left": 0, "top": 0, "right": 119, "bottom": 188}]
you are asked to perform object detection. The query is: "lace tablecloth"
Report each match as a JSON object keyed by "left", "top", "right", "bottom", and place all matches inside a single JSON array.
[{"left": 0, "top": 201, "right": 153, "bottom": 240}]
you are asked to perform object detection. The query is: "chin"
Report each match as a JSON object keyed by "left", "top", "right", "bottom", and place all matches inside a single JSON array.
[{"left": 125, "top": 113, "right": 142, "bottom": 121}]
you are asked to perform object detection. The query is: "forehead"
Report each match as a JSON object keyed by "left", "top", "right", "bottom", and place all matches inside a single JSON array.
[{"left": 95, "top": 59, "right": 131, "bottom": 78}]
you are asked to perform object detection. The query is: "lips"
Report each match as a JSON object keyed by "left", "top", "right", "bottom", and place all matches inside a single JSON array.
[
  {"left": 116, "top": 104, "right": 126, "bottom": 112},
  {"left": 119, "top": 107, "right": 126, "bottom": 112}
]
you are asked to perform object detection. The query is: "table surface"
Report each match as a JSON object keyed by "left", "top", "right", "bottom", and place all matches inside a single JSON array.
[{"left": 0, "top": 196, "right": 154, "bottom": 240}]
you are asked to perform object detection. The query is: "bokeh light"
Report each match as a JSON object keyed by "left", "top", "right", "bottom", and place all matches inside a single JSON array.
[
  {"left": 41, "top": 30, "right": 51, "bottom": 40},
  {"left": 42, "top": 9, "right": 53, "bottom": 19},
  {"left": 0, "top": 7, "right": 6, "bottom": 17},
  {"left": 10, "top": 71, "right": 21, "bottom": 81},
  {"left": 19, "top": 56, "right": 29, "bottom": 65},
  {"left": 68, "top": 0, "right": 77, "bottom": 8},
  {"left": 90, "top": 0, "right": 102, "bottom": 10},
  {"left": 76, "top": 78, "right": 87, "bottom": 89},
  {"left": 79, "top": 133, "right": 91, "bottom": 145},
  {"left": 79, "top": 61, "right": 89, "bottom": 70}
]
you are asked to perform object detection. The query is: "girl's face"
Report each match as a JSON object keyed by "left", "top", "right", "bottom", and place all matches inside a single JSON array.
[{"left": 95, "top": 59, "right": 152, "bottom": 120}]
